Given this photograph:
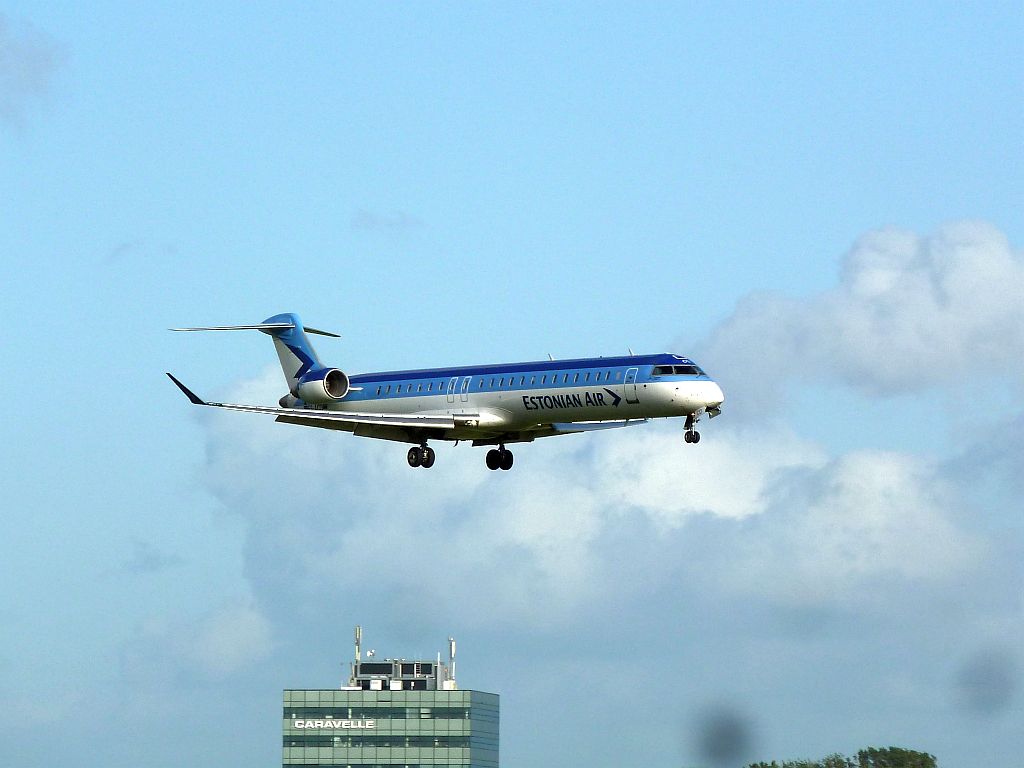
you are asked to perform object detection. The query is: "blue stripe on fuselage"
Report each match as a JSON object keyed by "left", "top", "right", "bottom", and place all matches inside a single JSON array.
[
  {"left": 348, "top": 354, "right": 694, "bottom": 385},
  {"left": 337, "top": 353, "right": 710, "bottom": 403}
]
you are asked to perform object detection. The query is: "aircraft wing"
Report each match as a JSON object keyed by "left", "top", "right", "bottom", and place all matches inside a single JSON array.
[{"left": 165, "top": 373, "right": 457, "bottom": 431}]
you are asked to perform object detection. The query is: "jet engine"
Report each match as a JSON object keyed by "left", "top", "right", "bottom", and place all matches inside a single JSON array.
[{"left": 294, "top": 368, "right": 350, "bottom": 404}]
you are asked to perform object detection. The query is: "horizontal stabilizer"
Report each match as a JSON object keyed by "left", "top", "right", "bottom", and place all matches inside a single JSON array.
[
  {"left": 170, "top": 323, "right": 293, "bottom": 332},
  {"left": 170, "top": 323, "right": 340, "bottom": 338}
]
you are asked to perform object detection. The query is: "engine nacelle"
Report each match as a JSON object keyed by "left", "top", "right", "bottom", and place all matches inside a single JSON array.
[{"left": 295, "top": 368, "right": 350, "bottom": 404}]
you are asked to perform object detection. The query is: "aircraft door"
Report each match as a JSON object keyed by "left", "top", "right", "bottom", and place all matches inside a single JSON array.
[
  {"left": 446, "top": 377, "right": 458, "bottom": 404},
  {"left": 460, "top": 376, "right": 471, "bottom": 402},
  {"left": 624, "top": 367, "right": 640, "bottom": 404}
]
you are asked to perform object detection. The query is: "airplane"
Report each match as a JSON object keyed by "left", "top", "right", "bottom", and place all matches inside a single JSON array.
[{"left": 167, "top": 312, "right": 725, "bottom": 470}]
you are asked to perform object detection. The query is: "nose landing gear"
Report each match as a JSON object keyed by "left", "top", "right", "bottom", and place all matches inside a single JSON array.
[
  {"left": 407, "top": 444, "right": 436, "bottom": 468},
  {"left": 485, "top": 445, "right": 514, "bottom": 471},
  {"left": 684, "top": 414, "right": 701, "bottom": 444}
]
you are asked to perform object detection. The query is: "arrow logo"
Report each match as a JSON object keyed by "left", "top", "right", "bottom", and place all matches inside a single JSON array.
[
  {"left": 285, "top": 342, "right": 317, "bottom": 379},
  {"left": 603, "top": 388, "right": 622, "bottom": 407}
]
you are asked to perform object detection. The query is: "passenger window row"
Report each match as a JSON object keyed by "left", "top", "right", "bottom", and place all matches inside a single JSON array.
[{"left": 373, "top": 369, "right": 628, "bottom": 397}]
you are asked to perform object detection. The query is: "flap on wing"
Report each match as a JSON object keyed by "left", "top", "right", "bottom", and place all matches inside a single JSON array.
[
  {"left": 549, "top": 419, "right": 647, "bottom": 434},
  {"left": 215, "top": 401, "right": 456, "bottom": 430}
]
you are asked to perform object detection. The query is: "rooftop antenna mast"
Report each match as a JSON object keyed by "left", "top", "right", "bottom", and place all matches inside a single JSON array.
[
  {"left": 344, "top": 625, "right": 362, "bottom": 687},
  {"left": 449, "top": 636, "right": 457, "bottom": 684}
]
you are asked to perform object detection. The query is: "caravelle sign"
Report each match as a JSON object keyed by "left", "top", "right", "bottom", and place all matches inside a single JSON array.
[{"left": 292, "top": 719, "right": 376, "bottom": 729}]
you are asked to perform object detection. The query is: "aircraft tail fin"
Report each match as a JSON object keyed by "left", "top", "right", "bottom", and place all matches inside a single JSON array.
[{"left": 171, "top": 312, "right": 339, "bottom": 392}]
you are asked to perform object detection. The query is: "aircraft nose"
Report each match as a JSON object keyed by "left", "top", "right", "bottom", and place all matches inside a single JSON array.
[{"left": 705, "top": 381, "right": 725, "bottom": 408}]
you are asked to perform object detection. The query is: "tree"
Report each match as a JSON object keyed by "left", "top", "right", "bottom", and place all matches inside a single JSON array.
[
  {"left": 821, "top": 755, "right": 854, "bottom": 768},
  {"left": 856, "top": 746, "right": 937, "bottom": 768},
  {"left": 746, "top": 746, "right": 937, "bottom": 768}
]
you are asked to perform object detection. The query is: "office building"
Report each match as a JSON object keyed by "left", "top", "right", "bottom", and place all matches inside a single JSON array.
[{"left": 283, "top": 627, "right": 498, "bottom": 767}]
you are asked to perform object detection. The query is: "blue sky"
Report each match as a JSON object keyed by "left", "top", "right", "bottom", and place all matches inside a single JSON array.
[{"left": 1, "top": 4, "right": 1022, "bottom": 767}]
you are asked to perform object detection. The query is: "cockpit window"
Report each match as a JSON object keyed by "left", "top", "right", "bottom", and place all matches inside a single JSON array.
[
  {"left": 674, "top": 365, "right": 703, "bottom": 375},
  {"left": 653, "top": 365, "right": 673, "bottom": 375}
]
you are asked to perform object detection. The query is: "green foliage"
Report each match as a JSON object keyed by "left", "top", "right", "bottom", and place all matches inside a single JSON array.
[
  {"left": 856, "top": 746, "right": 937, "bottom": 768},
  {"left": 820, "top": 755, "right": 855, "bottom": 768},
  {"left": 745, "top": 746, "right": 936, "bottom": 768}
]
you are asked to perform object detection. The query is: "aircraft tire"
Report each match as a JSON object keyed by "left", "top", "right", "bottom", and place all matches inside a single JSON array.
[
  {"left": 499, "top": 450, "right": 514, "bottom": 471},
  {"left": 407, "top": 446, "right": 422, "bottom": 468},
  {"left": 691, "top": 431, "right": 701, "bottom": 443},
  {"left": 684, "top": 431, "right": 693, "bottom": 443},
  {"left": 485, "top": 449, "right": 501, "bottom": 470},
  {"left": 421, "top": 447, "right": 435, "bottom": 468}
]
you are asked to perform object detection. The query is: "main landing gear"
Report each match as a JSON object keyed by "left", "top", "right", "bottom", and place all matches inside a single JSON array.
[
  {"left": 684, "top": 414, "right": 701, "bottom": 444},
  {"left": 485, "top": 445, "right": 514, "bottom": 471},
  {"left": 407, "top": 444, "right": 436, "bottom": 469}
]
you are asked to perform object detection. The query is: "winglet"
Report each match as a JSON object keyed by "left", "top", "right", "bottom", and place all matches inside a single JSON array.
[{"left": 165, "top": 372, "right": 207, "bottom": 405}]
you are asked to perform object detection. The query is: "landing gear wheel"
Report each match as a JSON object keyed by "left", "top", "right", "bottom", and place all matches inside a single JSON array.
[
  {"left": 684, "top": 431, "right": 693, "bottom": 443},
  {"left": 420, "top": 446, "right": 435, "bottom": 468},
  {"left": 485, "top": 449, "right": 501, "bottom": 470},
  {"left": 684, "top": 430, "right": 701, "bottom": 444},
  {"left": 499, "top": 449, "right": 514, "bottom": 471},
  {"left": 691, "top": 431, "right": 700, "bottom": 443},
  {"left": 407, "top": 446, "right": 422, "bottom": 468}
]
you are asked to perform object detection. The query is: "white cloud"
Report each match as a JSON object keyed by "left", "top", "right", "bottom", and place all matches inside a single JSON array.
[
  {"left": 698, "top": 221, "right": 1024, "bottom": 418},
  {"left": 716, "top": 450, "right": 985, "bottom": 606},
  {"left": 180, "top": 217, "right": 1020, "bottom": 692},
  {"left": 179, "top": 224, "right": 1023, "bottom": 768},
  {"left": 186, "top": 600, "right": 273, "bottom": 676},
  {"left": 122, "top": 539, "right": 185, "bottom": 575},
  {"left": 0, "top": 685, "right": 84, "bottom": 727},
  {"left": 0, "top": 14, "right": 65, "bottom": 128},
  {"left": 592, "top": 425, "right": 827, "bottom": 526},
  {"left": 197, "top": 368, "right": 983, "bottom": 627},
  {"left": 123, "top": 598, "right": 273, "bottom": 681}
]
